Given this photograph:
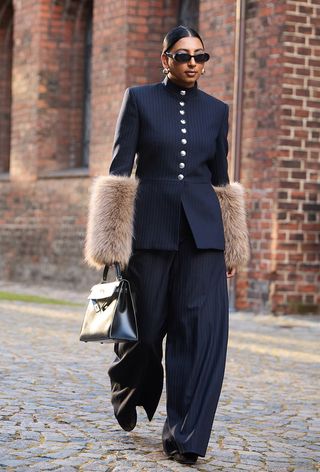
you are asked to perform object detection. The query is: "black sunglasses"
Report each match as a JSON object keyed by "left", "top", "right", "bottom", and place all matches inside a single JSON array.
[{"left": 165, "top": 51, "right": 210, "bottom": 64}]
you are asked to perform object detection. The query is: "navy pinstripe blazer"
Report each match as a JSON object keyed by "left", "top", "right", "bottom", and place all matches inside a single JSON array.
[{"left": 108, "top": 75, "right": 230, "bottom": 251}]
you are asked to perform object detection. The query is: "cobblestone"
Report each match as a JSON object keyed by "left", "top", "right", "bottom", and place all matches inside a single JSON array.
[{"left": 0, "top": 281, "right": 319, "bottom": 471}]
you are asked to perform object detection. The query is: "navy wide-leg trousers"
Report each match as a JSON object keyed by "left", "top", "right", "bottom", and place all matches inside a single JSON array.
[{"left": 108, "top": 204, "right": 229, "bottom": 457}]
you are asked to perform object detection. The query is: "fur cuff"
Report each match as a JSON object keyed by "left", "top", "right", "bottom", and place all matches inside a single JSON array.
[
  {"left": 213, "top": 182, "right": 250, "bottom": 270},
  {"left": 84, "top": 175, "right": 139, "bottom": 270}
]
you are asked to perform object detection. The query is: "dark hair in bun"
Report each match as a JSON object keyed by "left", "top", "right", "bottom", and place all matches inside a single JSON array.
[{"left": 162, "top": 25, "right": 204, "bottom": 53}]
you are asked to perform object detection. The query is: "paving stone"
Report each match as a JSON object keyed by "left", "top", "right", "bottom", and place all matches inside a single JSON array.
[{"left": 0, "top": 282, "right": 319, "bottom": 471}]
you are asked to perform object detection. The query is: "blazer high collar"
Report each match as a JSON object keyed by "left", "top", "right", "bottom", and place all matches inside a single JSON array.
[{"left": 162, "top": 76, "right": 198, "bottom": 99}]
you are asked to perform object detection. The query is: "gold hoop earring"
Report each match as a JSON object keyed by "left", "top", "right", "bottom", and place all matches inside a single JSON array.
[{"left": 162, "top": 67, "right": 169, "bottom": 75}]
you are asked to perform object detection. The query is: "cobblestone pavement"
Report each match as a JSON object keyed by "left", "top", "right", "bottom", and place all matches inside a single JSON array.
[{"left": 0, "top": 281, "right": 319, "bottom": 471}]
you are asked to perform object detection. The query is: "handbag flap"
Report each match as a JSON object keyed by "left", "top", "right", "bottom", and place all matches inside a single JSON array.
[{"left": 89, "top": 281, "right": 120, "bottom": 300}]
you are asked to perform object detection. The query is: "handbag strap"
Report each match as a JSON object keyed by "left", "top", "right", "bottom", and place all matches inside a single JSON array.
[{"left": 102, "top": 262, "right": 123, "bottom": 282}]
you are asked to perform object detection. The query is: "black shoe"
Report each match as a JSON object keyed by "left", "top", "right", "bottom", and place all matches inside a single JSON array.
[
  {"left": 164, "top": 447, "right": 198, "bottom": 465},
  {"left": 115, "top": 407, "right": 137, "bottom": 432},
  {"left": 170, "top": 452, "right": 198, "bottom": 465}
]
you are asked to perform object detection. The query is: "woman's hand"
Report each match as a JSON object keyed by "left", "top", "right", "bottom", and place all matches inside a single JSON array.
[{"left": 226, "top": 267, "right": 236, "bottom": 278}]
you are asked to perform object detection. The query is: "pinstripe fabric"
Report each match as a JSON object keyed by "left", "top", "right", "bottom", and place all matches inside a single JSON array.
[
  {"left": 109, "top": 76, "right": 230, "bottom": 251},
  {"left": 108, "top": 205, "right": 229, "bottom": 457},
  {"left": 107, "top": 77, "right": 230, "bottom": 457}
]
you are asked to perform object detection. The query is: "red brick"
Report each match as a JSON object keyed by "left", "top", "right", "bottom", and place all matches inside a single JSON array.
[{"left": 0, "top": 0, "right": 319, "bottom": 317}]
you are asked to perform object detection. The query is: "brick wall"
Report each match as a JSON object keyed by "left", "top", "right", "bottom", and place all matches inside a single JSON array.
[
  {"left": 0, "top": 0, "right": 319, "bottom": 312},
  {"left": 1, "top": 0, "right": 94, "bottom": 289},
  {"left": 200, "top": 0, "right": 235, "bottom": 101},
  {"left": 0, "top": 2, "right": 13, "bottom": 173},
  {"left": 0, "top": 177, "right": 90, "bottom": 286},
  {"left": 275, "top": 0, "right": 320, "bottom": 314},
  {"left": 90, "top": 0, "right": 178, "bottom": 176},
  {"left": 236, "top": 0, "right": 319, "bottom": 314},
  {"left": 1, "top": 0, "right": 182, "bottom": 291},
  {"left": 10, "top": 0, "right": 41, "bottom": 181},
  {"left": 200, "top": 0, "right": 319, "bottom": 314},
  {"left": 199, "top": 0, "right": 239, "bottom": 309},
  {"left": 238, "top": 1, "right": 288, "bottom": 313}
]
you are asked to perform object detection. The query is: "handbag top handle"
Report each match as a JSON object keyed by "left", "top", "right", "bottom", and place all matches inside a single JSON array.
[{"left": 103, "top": 262, "right": 122, "bottom": 282}]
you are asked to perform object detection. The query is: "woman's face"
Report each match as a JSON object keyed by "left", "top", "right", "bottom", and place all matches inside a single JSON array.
[{"left": 161, "top": 36, "right": 206, "bottom": 88}]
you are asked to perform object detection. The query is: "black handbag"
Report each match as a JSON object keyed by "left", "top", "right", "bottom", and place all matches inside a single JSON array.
[{"left": 79, "top": 263, "right": 138, "bottom": 343}]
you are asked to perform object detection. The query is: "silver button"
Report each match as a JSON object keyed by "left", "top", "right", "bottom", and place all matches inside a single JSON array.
[
  {"left": 179, "top": 101, "right": 185, "bottom": 106},
  {"left": 178, "top": 174, "right": 184, "bottom": 180},
  {"left": 179, "top": 162, "right": 185, "bottom": 169},
  {"left": 180, "top": 150, "right": 186, "bottom": 156},
  {"left": 180, "top": 90, "right": 186, "bottom": 95},
  {"left": 181, "top": 128, "right": 187, "bottom": 133},
  {"left": 180, "top": 119, "right": 186, "bottom": 124},
  {"left": 179, "top": 110, "right": 185, "bottom": 115},
  {"left": 181, "top": 138, "right": 187, "bottom": 144}
]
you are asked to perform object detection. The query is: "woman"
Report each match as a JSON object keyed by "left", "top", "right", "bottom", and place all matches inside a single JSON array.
[{"left": 85, "top": 25, "right": 249, "bottom": 465}]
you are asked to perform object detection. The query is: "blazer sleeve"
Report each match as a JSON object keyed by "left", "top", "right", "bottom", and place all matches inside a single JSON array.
[
  {"left": 108, "top": 87, "right": 139, "bottom": 177},
  {"left": 210, "top": 103, "right": 230, "bottom": 186}
]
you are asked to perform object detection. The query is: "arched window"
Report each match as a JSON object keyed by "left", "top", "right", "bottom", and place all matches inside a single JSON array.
[
  {"left": 43, "top": 0, "right": 93, "bottom": 171},
  {"left": 0, "top": 0, "right": 13, "bottom": 173}
]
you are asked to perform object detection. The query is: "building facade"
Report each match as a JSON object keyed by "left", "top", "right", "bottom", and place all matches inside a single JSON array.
[{"left": 0, "top": 0, "right": 319, "bottom": 314}]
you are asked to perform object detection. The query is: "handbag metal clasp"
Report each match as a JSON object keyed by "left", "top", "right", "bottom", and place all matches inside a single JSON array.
[{"left": 93, "top": 300, "right": 100, "bottom": 313}]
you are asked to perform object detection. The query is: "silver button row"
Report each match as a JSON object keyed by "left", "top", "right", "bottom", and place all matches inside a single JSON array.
[{"left": 178, "top": 95, "right": 187, "bottom": 179}]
